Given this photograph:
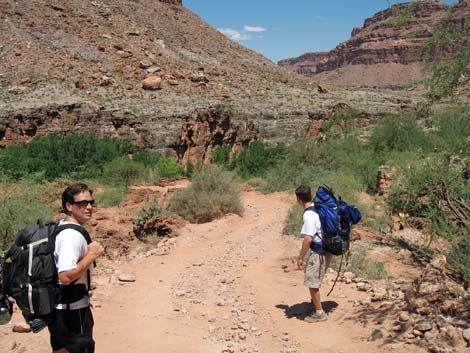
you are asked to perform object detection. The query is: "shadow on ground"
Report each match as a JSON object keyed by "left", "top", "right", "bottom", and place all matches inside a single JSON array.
[{"left": 276, "top": 301, "right": 339, "bottom": 321}]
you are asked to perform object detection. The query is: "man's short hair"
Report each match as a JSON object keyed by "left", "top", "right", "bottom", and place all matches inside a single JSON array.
[
  {"left": 62, "top": 183, "right": 93, "bottom": 213},
  {"left": 295, "top": 184, "right": 312, "bottom": 203}
]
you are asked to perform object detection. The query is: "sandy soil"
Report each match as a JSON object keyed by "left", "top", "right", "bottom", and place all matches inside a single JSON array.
[{"left": 1, "top": 188, "right": 427, "bottom": 353}]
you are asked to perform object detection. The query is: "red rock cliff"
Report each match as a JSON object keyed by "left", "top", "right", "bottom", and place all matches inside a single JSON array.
[{"left": 279, "top": 1, "right": 470, "bottom": 87}]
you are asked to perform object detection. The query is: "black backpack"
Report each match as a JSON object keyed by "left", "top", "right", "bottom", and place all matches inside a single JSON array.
[{"left": 1, "top": 220, "right": 92, "bottom": 319}]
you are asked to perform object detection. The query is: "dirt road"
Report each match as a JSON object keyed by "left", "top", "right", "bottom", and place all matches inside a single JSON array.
[{"left": 2, "top": 189, "right": 426, "bottom": 353}]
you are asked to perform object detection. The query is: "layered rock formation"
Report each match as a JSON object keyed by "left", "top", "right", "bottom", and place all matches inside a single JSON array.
[
  {"left": 0, "top": 0, "right": 423, "bottom": 160},
  {"left": 279, "top": 1, "right": 470, "bottom": 87}
]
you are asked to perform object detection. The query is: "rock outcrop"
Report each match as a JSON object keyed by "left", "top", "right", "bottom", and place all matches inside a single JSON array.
[
  {"left": 0, "top": 0, "right": 424, "bottom": 155},
  {"left": 279, "top": 1, "right": 470, "bottom": 87}
]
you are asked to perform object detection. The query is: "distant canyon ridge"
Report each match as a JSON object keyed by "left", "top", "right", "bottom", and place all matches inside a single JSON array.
[
  {"left": 278, "top": 0, "right": 470, "bottom": 88},
  {"left": 0, "top": 0, "right": 465, "bottom": 165}
]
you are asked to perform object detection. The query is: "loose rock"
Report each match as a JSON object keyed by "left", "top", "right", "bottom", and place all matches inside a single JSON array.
[{"left": 142, "top": 76, "right": 162, "bottom": 90}]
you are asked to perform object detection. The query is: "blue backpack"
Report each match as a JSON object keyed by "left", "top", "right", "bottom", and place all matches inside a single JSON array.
[{"left": 312, "top": 185, "right": 362, "bottom": 255}]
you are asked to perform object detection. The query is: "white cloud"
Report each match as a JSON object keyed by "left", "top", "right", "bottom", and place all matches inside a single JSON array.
[
  {"left": 218, "top": 28, "right": 251, "bottom": 41},
  {"left": 243, "top": 25, "right": 266, "bottom": 33}
]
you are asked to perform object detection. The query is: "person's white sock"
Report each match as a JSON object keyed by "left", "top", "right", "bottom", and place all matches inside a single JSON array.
[{"left": 315, "top": 310, "right": 324, "bottom": 315}]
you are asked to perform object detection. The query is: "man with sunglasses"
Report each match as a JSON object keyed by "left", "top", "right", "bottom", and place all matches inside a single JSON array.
[{"left": 46, "top": 183, "right": 104, "bottom": 353}]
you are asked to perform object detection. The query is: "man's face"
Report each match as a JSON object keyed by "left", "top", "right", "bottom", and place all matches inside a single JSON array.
[
  {"left": 66, "top": 191, "right": 94, "bottom": 225},
  {"left": 296, "top": 195, "right": 303, "bottom": 206}
]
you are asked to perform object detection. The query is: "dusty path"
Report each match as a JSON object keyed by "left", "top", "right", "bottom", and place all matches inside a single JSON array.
[{"left": 2, "top": 189, "right": 427, "bottom": 353}]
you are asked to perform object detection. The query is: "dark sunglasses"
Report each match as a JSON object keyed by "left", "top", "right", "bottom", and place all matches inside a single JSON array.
[{"left": 71, "top": 199, "right": 96, "bottom": 207}]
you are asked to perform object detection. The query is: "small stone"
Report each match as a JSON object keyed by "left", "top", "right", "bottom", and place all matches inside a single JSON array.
[
  {"left": 147, "top": 66, "right": 161, "bottom": 74},
  {"left": 12, "top": 324, "right": 31, "bottom": 333},
  {"left": 175, "top": 290, "right": 186, "bottom": 297},
  {"left": 118, "top": 273, "right": 136, "bottom": 282},
  {"left": 463, "top": 328, "right": 470, "bottom": 343},
  {"left": 398, "top": 312, "right": 410, "bottom": 322},
  {"left": 142, "top": 76, "right": 162, "bottom": 90},
  {"left": 356, "top": 282, "right": 367, "bottom": 291},
  {"left": 415, "top": 321, "right": 432, "bottom": 332},
  {"left": 344, "top": 272, "right": 356, "bottom": 280},
  {"left": 238, "top": 332, "right": 247, "bottom": 340},
  {"left": 367, "top": 328, "right": 383, "bottom": 342},
  {"left": 413, "top": 329, "right": 424, "bottom": 337},
  {"left": 139, "top": 60, "right": 153, "bottom": 69}
]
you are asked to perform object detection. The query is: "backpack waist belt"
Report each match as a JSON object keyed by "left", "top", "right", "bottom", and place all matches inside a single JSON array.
[{"left": 57, "top": 284, "right": 88, "bottom": 305}]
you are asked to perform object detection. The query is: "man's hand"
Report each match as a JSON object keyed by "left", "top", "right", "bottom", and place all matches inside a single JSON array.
[
  {"left": 297, "top": 257, "right": 303, "bottom": 271},
  {"left": 88, "top": 241, "right": 104, "bottom": 260}
]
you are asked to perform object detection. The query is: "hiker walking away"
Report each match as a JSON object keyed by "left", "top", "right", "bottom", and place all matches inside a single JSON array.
[
  {"left": 45, "top": 183, "right": 104, "bottom": 353},
  {"left": 295, "top": 184, "right": 331, "bottom": 322}
]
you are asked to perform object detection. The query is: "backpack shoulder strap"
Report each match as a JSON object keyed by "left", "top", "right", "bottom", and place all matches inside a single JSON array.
[
  {"left": 54, "top": 223, "right": 92, "bottom": 244},
  {"left": 52, "top": 223, "right": 94, "bottom": 290},
  {"left": 303, "top": 205, "right": 317, "bottom": 213}
]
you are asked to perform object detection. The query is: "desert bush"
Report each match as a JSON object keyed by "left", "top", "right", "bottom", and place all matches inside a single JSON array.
[
  {"left": 430, "top": 106, "right": 470, "bottom": 154},
  {"left": 330, "top": 244, "right": 390, "bottom": 280},
  {"left": 260, "top": 137, "right": 378, "bottom": 193},
  {"left": 156, "top": 156, "right": 183, "bottom": 178},
  {"left": 168, "top": 165, "right": 242, "bottom": 223},
  {"left": 134, "top": 200, "right": 165, "bottom": 226},
  {"left": 283, "top": 204, "right": 304, "bottom": 236},
  {"left": 212, "top": 142, "right": 287, "bottom": 179},
  {"left": 101, "top": 157, "right": 146, "bottom": 187},
  {"left": 422, "top": 15, "right": 470, "bottom": 101},
  {"left": 232, "top": 141, "right": 287, "bottom": 179},
  {"left": 211, "top": 145, "right": 232, "bottom": 170},
  {"left": 370, "top": 114, "right": 431, "bottom": 154},
  {"left": 0, "top": 184, "right": 54, "bottom": 251},
  {"left": 390, "top": 5, "right": 415, "bottom": 27},
  {"left": 132, "top": 150, "right": 161, "bottom": 167},
  {"left": 95, "top": 187, "right": 127, "bottom": 208}
]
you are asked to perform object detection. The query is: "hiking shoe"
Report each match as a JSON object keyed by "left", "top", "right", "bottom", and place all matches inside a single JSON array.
[{"left": 304, "top": 311, "right": 327, "bottom": 322}]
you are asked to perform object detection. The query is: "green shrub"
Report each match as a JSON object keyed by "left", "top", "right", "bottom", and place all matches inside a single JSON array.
[
  {"left": 168, "top": 165, "right": 242, "bottom": 223},
  {"left": 283, "top": 204, "right": 304, "bottom": 236},
  {"left": 422, "top": 15, "right": 470, "bottom": 101},
  {"left": 230, "top": 141, "right": 287, "bottom": 179},
  {"left": 134, "top": 200, "right": 165, "bottom": 226},
  {"left": 211, "top": 146, "right": 232, "bottom": 170},
  {"left": 430, "top": 106, "right": 470, "bottom": 154},
  {"left": 101, "top": 157, "right": 146, "bottom": 187},
  {"left": 260, "top": 137, "right": 379, "bottom": 194},
  {"left": 321, "top": 108, "right": 362, "bottom": 137},
  {"left": 132, "top": 150, "right": 161, "bottom": 167},
  {"left": 390, "top": 5, "right": 414, "bottom": 27},
  {"left": 370, "top": 115, "right": 430, "bottom": 154},
  {"left": 95, "top": 187, "right": 127, "bottom": 208},
  {"left": 0, "top": 184, "right": 54, "bottom": 251},
  {"left": 156, "top": 156, "right": 183, "bottom": 178},
  {"left": 330, "top": 244, "right": 390, "bottom": 280},
  {"left": 0, "top": 134, "right": 132, "bottom": 181}
]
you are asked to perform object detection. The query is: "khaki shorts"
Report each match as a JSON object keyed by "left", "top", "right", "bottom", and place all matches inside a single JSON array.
[{"left": 304, "top": 252, "right": 331, "bottom": 289}]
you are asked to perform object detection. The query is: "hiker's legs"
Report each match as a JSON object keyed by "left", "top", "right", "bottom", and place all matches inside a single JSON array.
[
  {"left": 45, "top": 308, "right": 94, "bottom": 353},
  {"left": 309, "top": 288, "right": 322, "bottom": 311}
]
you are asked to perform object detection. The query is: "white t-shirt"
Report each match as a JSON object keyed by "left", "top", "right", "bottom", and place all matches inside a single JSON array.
[
  {"left": 54, "top": 220, "right": 91, "bottom": 310},
  {"left": 301, "top": 205, "right": 323, "bottom": 252}
]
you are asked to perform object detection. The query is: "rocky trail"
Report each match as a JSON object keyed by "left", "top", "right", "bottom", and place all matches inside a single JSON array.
[{"left": 2, "top": 186, "right": 467, "bottom": 353}]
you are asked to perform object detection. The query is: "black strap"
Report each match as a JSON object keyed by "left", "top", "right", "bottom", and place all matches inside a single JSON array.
[
  {"left": 327, "top": 254, "right": 344, "bottom": 297},
  {"left": 51, "top": 223, "right": 95, "bottom": 293}
]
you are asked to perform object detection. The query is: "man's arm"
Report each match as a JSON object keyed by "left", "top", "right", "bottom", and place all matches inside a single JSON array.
[
  {"left": 297, "top": 235, "right": 312, "bottom": 270},
  {"left": 58, "top": 241, "right": 104, "bottom": 285}
]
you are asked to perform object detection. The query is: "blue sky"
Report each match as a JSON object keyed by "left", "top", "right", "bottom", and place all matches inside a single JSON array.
[{"left": 184, "top": 0, "right": 458, "bottom": 63}]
